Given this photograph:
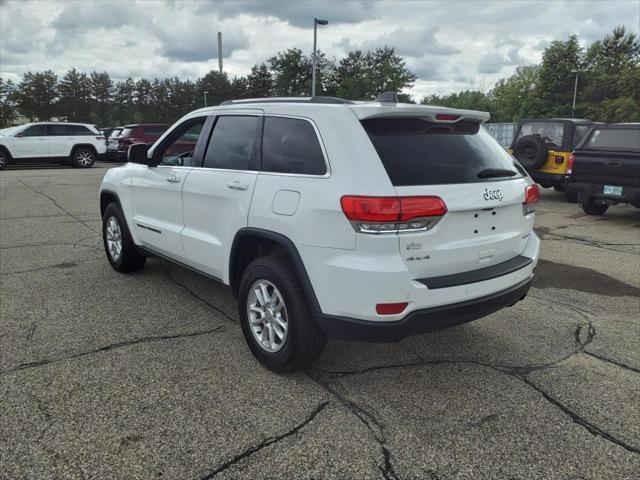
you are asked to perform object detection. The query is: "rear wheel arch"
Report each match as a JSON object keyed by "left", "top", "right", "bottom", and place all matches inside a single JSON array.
[
  {"left": 70, "top": 143, "right": 98, "bottom": 157},
  {"left": 229, "top": 228, "right": 322, "bottom": 314}
]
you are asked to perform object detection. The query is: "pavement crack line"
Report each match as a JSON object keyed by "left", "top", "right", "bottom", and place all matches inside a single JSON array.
[
  {"left": 164, "top": 268, "right": 238, "bottom": 324},
  {"left": 305, "top": 373, "right": 400, "bottom": 480},
  {"left": 2, "top": 326, "right": 225, "bottom": 375},
  {"left": 14, "top": 176, "right": 99, "bottom": 234},
  {"left": 313, "top": 357, "right": 640, "bottom": 457},
  {"left": 538, "top": 230, "right": 640, "bottom": 256},
  {"left": 199, "top": 401, "right": 330, "bottom": 479}
]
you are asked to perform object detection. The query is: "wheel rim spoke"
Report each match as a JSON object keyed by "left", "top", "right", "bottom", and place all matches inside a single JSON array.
[{"left": 246, "top": 279, "right": 288, "bottom": 353}]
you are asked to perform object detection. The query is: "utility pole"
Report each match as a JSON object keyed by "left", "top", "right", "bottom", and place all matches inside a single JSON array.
[
  {"left": 312, "top": 18, "right": 328, "bottom": 97},
  {"left": 217, "top": 32, "right": 223, "bottom": 74},
  {"left": 204, "top": 91, "right": 208, "bottom": 107},
  {"left": 571, "top": 70, "right": 580, "bottom": 118}
]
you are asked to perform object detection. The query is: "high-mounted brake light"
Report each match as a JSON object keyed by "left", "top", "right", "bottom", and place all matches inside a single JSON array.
[
  {"left": 341, "top": 196, "right": 447, "bottom": 233},
  {"left": 435, "top": 114, "right": 460, "bottom": 121},
  {"left": 567, "top": 154, "right": 576, "bottom": 174},
  {"left": 523, "top": 184, "right": 540, "bottom": 215}
]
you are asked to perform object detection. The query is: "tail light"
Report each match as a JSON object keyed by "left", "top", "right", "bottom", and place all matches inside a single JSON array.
[
  {"left": 567, "top": 154, "right": 576, "bottom": 174},
  {"left": 523, "top": 184, "right": 540, "bottom": 215},
  {"left": 435, "top": 113, "right": 460, "bottom": 121},
  {"left": 554, "top": 155, "right": 564, "bottom": 164},
  {"left": 341, "top": 195, "right": 447, "bottom": 233}
]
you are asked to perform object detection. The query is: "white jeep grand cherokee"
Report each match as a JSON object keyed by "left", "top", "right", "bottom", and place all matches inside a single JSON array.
[
  {"left": 0, "top": 122, "right": 106, "bottom": 169},
  {"left": 99, "top": 95, "right": 540, "bottom": 372}
]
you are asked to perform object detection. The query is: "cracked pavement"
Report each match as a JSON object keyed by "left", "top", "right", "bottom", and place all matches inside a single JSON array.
[{"left": 1, "top": 163, "right": 639, "bottom": 479}]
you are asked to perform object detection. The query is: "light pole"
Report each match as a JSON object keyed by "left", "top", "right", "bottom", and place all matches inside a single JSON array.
[
  {"left": 571, "top": 70, "right": 580, "bottom": 118},
  {"left": 312, "top": 18, "right": 328, "bottom": 97},
  {"left": 204, "top": 91, "right": 208, "bottom": 108}
]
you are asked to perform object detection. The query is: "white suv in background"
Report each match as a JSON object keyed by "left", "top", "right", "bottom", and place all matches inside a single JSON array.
[
  {"left": 0, "top": 122, "right": 106, "bottom": 169},
  {"left": 99, "top": 95, "right": 540, "bottom": 372}
]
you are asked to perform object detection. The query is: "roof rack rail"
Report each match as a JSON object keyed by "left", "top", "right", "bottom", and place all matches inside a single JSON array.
[{"left": 219, "top": 96, "right": 355, "bottom": 106}]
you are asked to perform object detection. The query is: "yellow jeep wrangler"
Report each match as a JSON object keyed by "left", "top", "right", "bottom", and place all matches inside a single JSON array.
[{"left": 510, "top": 118, "right": 594, "bottom": 202}]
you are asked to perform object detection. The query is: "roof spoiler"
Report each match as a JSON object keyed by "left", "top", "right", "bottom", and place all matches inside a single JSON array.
[{"left": 375, "top": 92, "right": 399, "bottom": 103}]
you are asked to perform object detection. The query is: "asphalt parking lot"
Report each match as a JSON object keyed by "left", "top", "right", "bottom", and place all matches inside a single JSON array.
[{"left": 1, "top": 162, "right": 639, "bottom": 479}]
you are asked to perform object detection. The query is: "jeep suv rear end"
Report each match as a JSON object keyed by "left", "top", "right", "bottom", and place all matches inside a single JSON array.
[{"left": 99, "top": 96, "right": 539, "bottom": 371}]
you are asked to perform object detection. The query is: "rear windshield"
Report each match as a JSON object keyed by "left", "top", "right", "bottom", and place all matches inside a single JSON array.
[
  {"left": 362, "top": 118, "right": 524, "bottom": 186},
  {"left": 584, "top": 128, "right": 640, "bottom": 151},
  {"left": 515, "top": 121, "right": 564, "bottom": 149},
  {"left": 120, "top": 128, "right": 134, "bottom": 137},
  {"left": 109, "top": 129, "right": 122, "bottom": 138}
]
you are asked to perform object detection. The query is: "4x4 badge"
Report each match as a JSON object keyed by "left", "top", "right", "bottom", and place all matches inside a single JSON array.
[{"left": 483, "top": 189, "right": 504, "bottom": 201}]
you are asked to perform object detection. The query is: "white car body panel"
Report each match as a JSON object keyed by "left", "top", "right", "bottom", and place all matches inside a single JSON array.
[{"left": 100, "top": 100, "right": 540, "bottom": 328}]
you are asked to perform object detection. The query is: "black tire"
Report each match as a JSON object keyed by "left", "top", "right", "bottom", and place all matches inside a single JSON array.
[
  {"left": 565, "top": 189, "right": 578, "bottom": 203},
  {"left": 71, "top": 147, "right": 96, "bottom": 168},
  {"left": 539, "top": 181, "right": 552, "bottom": 189},
  {"left": 238, "top": 255, "right": 327, "bottom": 373},
  {"left": 581, "top": 197, "right": 608, "bottom": 216},
  {"left": 102, "top": 203, "right": 146, "bottom": 272},
  {"left": 513, "top": 135, "right": 549, "bottom": 171},
  {"left": 553, "top": 182, "right": 565, "bottom": 192},
  {"left": 0, "top": 152, "right": 7, "bottom": 170}
]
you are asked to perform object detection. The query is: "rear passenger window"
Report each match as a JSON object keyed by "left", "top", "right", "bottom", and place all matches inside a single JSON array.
[
  {"left": 261, "top": 117, "right": 326, "bottom": 175},
  {"left": 586, "top": 129, "right": 640, "bottom": 151},
  {"left": 203, "top": 116, "right": 259, "bottom": 170}
]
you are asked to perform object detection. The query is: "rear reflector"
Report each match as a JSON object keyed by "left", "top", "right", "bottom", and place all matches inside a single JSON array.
[
  {"left": 96, "top": 136, "right": 105, "bottom": 140},
  {"left": 376, "top": 302, "right": 408, "bottom": 315},
  {"left": 435, "top": 113, "right": 460, "bottom": 121},
  {"left": 523, "top": 184, "right": 540, "bottom": 214}
]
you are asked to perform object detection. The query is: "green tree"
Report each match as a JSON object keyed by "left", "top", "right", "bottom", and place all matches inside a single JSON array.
[
  {"left": 0, "top": 77, "right": 18, "bottom": 127},
  {"left": 536, "top": 35, "right": 583, "bottom": 117},
  {"left": 89, "top": 71, "right": 114, "bottom": 126},
  {"left": 58, "top": 69, "right": 92, "bottom": 122},
  {"left": 246, "top": 64, "right": 273, "bottom": 98},
  {"left": 196, "top": 70, "right": 232, "bottom": 107},
  {"left": 582, "top": 26, "right": 640, "bottom": 121},
  {"left": 269, "top": 48, "right": 312, "bottom": 96},
  {"left": 114, "top": 78, "right": 136, "bottom": 124},
  {"left": 490, "top": 65, "right": 545, "bottom": 121},
  {"left": 14, "top": 71, "right": 58, "bottom": 121}
]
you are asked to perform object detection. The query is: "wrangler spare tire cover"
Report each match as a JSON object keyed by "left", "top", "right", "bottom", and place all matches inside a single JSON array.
[{"left": 513, "top": 135, "right": 549, "bottom": 171}]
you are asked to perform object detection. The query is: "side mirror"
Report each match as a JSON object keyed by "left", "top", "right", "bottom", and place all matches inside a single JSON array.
[
  {"left": 14, "top": 132, "right": 24, "bottom": 138},
  {"left": 128, "top": 143, "right": 151, "bottom": 165}
]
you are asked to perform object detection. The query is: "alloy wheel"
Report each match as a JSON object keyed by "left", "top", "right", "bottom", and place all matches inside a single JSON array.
[
  {"left": 76, "top": 150, "right": 94, "bottom": 167},
  {"left": 247, "top": 279, "right": 289, "bottom": 353},
  {"left": 105, "top": 216, "right": 123, "bottom": 261}
]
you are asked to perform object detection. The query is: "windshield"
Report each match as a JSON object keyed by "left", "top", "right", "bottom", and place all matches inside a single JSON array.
[
  {"left": 0, "top": 126, "right": 21, "bottom": 136},
  {"left": 585, "top": 128, "right": 640, "bottom": 152},
  {"left": 362, "top": 118, "right": 524, "bottom": 186}
]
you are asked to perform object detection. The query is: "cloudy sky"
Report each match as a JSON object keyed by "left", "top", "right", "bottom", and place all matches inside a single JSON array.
[{"left": 1, "top": 0, "right": 638, "bottom": 100}]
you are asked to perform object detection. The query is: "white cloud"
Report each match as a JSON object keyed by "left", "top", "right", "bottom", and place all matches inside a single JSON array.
[{"left": 0, "top": 0, "right": 638, "bottom": 98}]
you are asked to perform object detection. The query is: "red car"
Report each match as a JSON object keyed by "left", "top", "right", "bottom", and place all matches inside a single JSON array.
[{"left": 107, "top": 123, "right": 168, "bottom": 161}]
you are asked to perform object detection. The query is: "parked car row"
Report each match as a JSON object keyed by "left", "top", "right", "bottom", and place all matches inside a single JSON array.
[
  {"left": 510, "top": 119, "right": 639, "bottom": 215},
  {"left": 103, "top": 123, "right": 168, "bottom": 161}
]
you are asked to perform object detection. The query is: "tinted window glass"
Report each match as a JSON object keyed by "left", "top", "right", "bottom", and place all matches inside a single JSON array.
[
  {"left": 109, "top": 129, "right": 122, "bottom": 138},
  {"left": 22, "top": 125, "right": 48, "bottom": 136},
  {"left": 585, "top": 128, "right": 640, "bottom": 151},
  {"left": 362, "top": 118, "right": 524, "bottom": 186},
  {"left": 262, "top": 117, "right": 326, "bottom": 175},
  {"left": 203, "top": 116, "right": 259, "bottom": 170},
  {"left": 120, "top": 128, "right": 134, "bottom": 137},
  {"left": 160, "top": 117, "right": 206, "bottom": 167},
  {"left": 50, "top": 125, "right": 92, "bottom": 136},
  {"left": 573, "top": 125, "right": 591, "bottom": 147},
  {"left": 516, "top": 121, "right": 564, "bottom": 149},
  {"left": 142, "top": 125, "right": 167, "bottom": 136}
]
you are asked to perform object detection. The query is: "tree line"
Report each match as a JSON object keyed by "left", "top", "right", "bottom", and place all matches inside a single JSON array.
[{"left": 0, "top": 26, "right": 637, "bottom": 128}]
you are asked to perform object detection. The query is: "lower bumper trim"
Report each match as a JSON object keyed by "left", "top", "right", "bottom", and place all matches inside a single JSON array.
[{"left": 314, "top": 278, "right": 532, "bottom": 342}]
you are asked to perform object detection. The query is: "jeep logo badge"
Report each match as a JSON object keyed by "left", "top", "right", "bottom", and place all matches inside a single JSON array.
[{"left": 483, "top": 189, "right": 503, "bottom": 201}]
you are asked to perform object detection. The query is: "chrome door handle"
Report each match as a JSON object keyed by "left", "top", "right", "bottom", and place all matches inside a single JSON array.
[
  {"left": 227, "top": 181, "right": 249, "bottom": 190},
  {"left": 167, "top": 176, "right": 181, "bottom": 183}
]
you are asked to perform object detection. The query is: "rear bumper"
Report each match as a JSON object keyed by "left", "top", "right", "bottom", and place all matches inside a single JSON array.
[
  {"left": 566, "top": 181, "right": 640, "bottom": 207},
  {"left": 314, "top": 278, "right": 532, "bottom": 342}
]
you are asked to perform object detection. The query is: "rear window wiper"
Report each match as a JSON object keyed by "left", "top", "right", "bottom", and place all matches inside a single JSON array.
[{"left": 477, "top": 168, "right": 518, "bottom": 179}]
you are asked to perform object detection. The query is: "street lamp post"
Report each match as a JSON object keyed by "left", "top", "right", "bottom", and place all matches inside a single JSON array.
[
  {"left": 571, "top": 70, "right": 580, "bottom": 118},
  {"left": 204, "top": 91, "right": 208, "bottom": 108},
  {"left": 312, "top": 18, "right": 328, "bottom": 97}
]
